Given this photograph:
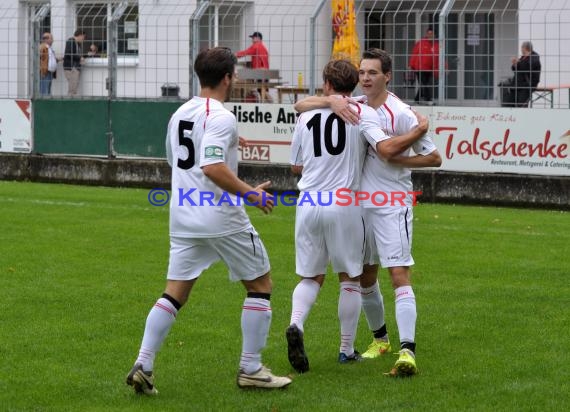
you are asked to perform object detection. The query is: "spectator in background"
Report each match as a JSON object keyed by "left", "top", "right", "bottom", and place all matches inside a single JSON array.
[
  {"left": 63, "top": 29, "right": 86, "bottom": 96},
  {"left": 408, "top": 27, "right": 441, "bottom": 105},
  {"left": 39, "top": 32, "right": 59, "bottom": 96},
  {"left": 236, "top": 32, "right": 272, "bottom": 102},
  {"left": 87, "top": 43, "right": 99, "bottom": 57},
  {"left": 236, "top": 31, "right": 269, "bottom": 69},
  {"left": 501, "top": 41, "right": 541, "bottom": 107}
]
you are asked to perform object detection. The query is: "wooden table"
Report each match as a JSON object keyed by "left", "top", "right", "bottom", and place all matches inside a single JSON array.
[
  {"left": 275, "top": 86, "right": 324, "bottom": 104},
  {"left": 230, "top": 68, "right": 282, "bottom": 103},
  {"left": 232, "top": 81, "right": 278, "bottom": 103}
]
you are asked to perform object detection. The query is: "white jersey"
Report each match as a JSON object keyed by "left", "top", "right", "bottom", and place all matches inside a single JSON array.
[
  {"left": 290, "top": 103, "right": 387, "bottom": 194},
  {"left": 166, "top": 97, "right": 250, "bottom": 237},
  {"left": 359, "top": 92, "right": 437, "bottom": 207}
]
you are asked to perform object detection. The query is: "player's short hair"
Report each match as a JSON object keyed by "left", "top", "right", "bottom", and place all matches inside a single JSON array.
[
  {"left": 322, "top": 59, "right": 359, "bottom": 94},
  {"left": 361, "top": 48, "right": 392, "bottom": 75},
  {"left": 74, "top": 29, "right": 86, "bottom": 37},
  {"left": 194, "top": 47, "right": 237, "bottom": 89}
]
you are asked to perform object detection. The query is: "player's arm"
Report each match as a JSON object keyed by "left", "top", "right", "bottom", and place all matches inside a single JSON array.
[
  {"left": 289, "top": 115, "right": 304, "bottom": 175},
  {"left": 376, "top": 110, "right": 429, "bottom": 160},
  {"left": 236, "top": 44, "right": 256, "bottom": 57},
  {"left": 165, "top": 117, "right": 176, "bottom": 167},
  {"left": 200, "top": 113, "right": 273, "bottom": 213},
  {"left": 291, "top": 165, "right": 303, "bottom": 175},
  {"left": 202, "top": 163, "right": 273, "bottom": 214},
  {"left": 294, "top": 95, "right": 360, "bottom": 125},
  {"left": 360, "top": 106, "right": 428, "bottom": 159},
  {"left": 388, "top": 150, "right": 442, "bottom": 168},
  {"left": 389, "top": 135, "right": 442, "bottom": 168}
]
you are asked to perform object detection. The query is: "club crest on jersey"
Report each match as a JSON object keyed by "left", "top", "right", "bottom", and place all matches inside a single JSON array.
[{"left": 205, "top": 146, "right": 224, "bottom": 159}]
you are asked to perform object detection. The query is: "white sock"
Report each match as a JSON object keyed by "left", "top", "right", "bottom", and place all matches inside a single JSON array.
[
  {"left": 395, "top": 286, "right": 416, "bottom": 345},
  {"left": 240, "top": 297, "right": 272, "bottom": 374},
  {"left": 361, "top": 281, "right": 387, "bottom": 339},
  {"left": 290, "top": 279, "right": 320, "bottom": 332},
  {"left": 136, "top": 297, "right": 178, "bottom": 371},
  {"left": 338, "top": 281, "right": 361, "bottom": 355}
]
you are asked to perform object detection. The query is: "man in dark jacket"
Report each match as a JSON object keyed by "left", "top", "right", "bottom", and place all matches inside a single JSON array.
[
  {"left": 501, "top": 41, "right": 541, "bottom": 107},
  {"left": 63, "top": 29, "right": 86, "bottom": 96}
]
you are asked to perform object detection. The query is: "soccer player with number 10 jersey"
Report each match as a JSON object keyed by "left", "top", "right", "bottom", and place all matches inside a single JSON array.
[{"left": 295, "top": 48, "right": 442, "bottom": 376}]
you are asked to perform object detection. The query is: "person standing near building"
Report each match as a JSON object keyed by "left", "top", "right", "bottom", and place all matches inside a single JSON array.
[
  {"left": 39, "top": 32, "right": 59, "bottom": 96},
  {"left": 236, "top": 31, "right": 271, "bottom": 102},
  {"left": 63, "top": 29, "right": 86, "bottom": 96},
  {"left": 409, "top": 27, "right": 440, "bottom": 104},
  {"left": 236, "top": 31, "right": 269, "bottom": 69},
  {"left": 125, "top": 47, "right": 291, "bottom": 395}
]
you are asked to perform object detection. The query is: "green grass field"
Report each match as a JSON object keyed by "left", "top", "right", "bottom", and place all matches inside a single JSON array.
[{"left": 0, "top": 181, "right": 568, "bottom": 411}]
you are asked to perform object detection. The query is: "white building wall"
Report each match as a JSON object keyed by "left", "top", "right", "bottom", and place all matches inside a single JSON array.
[{"left": 520, "top": 0, "right": 570, "bottom": 106}]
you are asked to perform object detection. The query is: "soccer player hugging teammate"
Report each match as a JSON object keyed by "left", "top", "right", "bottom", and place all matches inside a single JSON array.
[
  {"left": 286, "top": 58, "right": 428, "bottom": 374},
  {"left": 294, "top": 48, "right": 441, "bottom": 376},
  {"left": 126, "top": 47, "right": 291, "bottom": 395}
]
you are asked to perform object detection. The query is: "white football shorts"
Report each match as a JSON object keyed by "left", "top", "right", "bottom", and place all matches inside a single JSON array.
[
  {"left": 167, "top": 226, "right": 270, "bottom": 281},
  {"left": 363, "top": 206, "right": 415, "bottom": 268},
  {"left": 295, "top": 202, "right": 364, "bottom": 277}
]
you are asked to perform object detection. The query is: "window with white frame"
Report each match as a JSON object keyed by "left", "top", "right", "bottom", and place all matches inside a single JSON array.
[
  {"left": 75, "top": 2, "right": 138, "bottom": 57},
  {"left": 199, "top": 3, "right": 249, "bottom": 52}
]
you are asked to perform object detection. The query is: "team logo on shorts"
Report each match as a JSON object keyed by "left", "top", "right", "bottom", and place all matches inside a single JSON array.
[{"left": 205, "top": 146, "right": 224, "bottom": 160}]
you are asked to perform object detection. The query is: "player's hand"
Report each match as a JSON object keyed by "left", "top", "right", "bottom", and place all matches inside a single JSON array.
[
  {"left": 330, "top": 96, "right": 360, "bottom": 125},
  {"left": 412, "top": 109, "right": 429, "bottom": 134},
  {"left": 249, "top": 181, "right": 274, "bottom": 214},
  {"left": 291, "top": 165, "right": 303, "bottom": 175},
  {"left": 238, "top": 136, "right": 249, "bottom": 150}
]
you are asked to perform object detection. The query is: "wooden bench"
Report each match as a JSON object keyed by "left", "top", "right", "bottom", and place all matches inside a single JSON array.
[
  {"left": 530, "top": 84, "right": 570, "bottom": 108},
  {"left": 232, "top": 69, "right": 281, "bottom": 103}
]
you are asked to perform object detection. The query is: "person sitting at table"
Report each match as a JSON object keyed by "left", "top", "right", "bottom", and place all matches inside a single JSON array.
[
  {"left": 500, "top": 41, "right": 541, "bottom": 107},
  {"left": 236, "top": 32, "right": 272, "bottom": 102}
]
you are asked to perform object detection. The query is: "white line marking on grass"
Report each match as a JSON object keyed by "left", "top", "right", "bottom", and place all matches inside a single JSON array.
[{"left": 0, "top": 197, "right": 168, "bottom": 212}]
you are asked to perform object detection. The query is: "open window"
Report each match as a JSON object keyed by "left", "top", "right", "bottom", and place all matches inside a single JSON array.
[{"left": 75, "top": 2, "right": 138, "bottom": 58}]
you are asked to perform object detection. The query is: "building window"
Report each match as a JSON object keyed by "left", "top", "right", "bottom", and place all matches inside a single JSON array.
[
  {"left": 199, "top": 3, "right": 248, "bottom": 52},
  {"left": 29, "top": 3, "right": 51, "bottom": 35},
  {"left": 76, "top": 2, "right": 138, "bottom": 57}
]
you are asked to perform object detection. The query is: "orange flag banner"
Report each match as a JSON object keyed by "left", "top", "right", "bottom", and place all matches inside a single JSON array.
[{"left": 332, "top": 0, "right": 360, "bottom": 67}]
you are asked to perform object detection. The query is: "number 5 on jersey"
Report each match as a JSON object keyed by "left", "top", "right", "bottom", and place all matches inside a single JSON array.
[{"left": 178, "top": 120, "right": 195, "bottom": 170}]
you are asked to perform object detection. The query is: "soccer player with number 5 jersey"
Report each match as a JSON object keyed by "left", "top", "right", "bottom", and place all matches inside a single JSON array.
[{"left": 126, "top": 47, "right": 291, "bottom": 394}]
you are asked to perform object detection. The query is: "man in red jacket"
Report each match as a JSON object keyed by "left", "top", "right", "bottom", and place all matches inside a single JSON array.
[
  {"left": 408, "top": 27, "right": 440, "bottom": 105},
  {"left": 236, "top": 31, "right": 269, "bottom": 69},
  {"left": 236, "top": 32, "right": 271, "bottom": 102}
]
